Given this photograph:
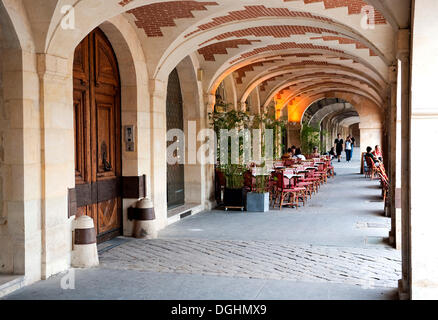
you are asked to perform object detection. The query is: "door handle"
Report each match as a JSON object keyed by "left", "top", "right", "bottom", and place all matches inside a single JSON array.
[{"left": 101, "top": 141, "right": 112, "bottom": 172}]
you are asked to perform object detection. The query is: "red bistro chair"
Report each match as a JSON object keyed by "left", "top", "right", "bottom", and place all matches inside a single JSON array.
[{"left": 272, "top": 169, "right": 306, "bottom": 210}]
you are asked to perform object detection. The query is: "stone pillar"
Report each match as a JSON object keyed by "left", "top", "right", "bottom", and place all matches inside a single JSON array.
[
  {"left": 203, "top": 93, "right": 217, "bottom": 207},
  {"left": 0, "top": 46, "right": 42, "bottom": 284},
  {"left": 388, "top": 65, "right": 401, "bottom": 248},
  {"left": 148, "top": 79, "right": 168, "bottom": 230},
  {"left": 405, "top": 1, "right": 438, "bottom": 299},
  {"left": 397, "top": 29, "right": 411, "bottom": 300},
  {"left": 358, "top": 126, "right": 382, "bottom": 153},
  {"left": 37, "top": 53, "right": 75, "bottom": 280},
  {"left": 287, "top": 122, "right": 301, "bottom": 149}
]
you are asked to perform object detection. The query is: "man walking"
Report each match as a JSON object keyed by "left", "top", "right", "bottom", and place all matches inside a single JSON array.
[{"left": 334, "top": 134, "right": 344, "bottom": 163}]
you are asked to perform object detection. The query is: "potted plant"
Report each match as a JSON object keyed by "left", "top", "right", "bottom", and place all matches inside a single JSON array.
[
  {"left": 209, "top": 104, "right": 250, "bottom": 210},
  {"left": 246, "top": 164, "right": 270, "bottom": 212},
  {"left": 222, "top": 164, "right": 246, "bottom": 209}
]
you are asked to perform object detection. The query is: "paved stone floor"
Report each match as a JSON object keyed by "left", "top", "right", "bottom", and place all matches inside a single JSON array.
[
  {"left": 3, "top": 148, "right": 401, "bottom": 300},
  {"left": 100, "top": 239, "right": 400, "bottom": 288}
]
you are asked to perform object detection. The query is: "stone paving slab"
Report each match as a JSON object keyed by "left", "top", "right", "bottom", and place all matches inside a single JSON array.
[
  {"left": 100, "top": 238, "right": 401, "bottom": 289},
  {"left": 3, "top": 268, "right": 398, "bottom": 300}
]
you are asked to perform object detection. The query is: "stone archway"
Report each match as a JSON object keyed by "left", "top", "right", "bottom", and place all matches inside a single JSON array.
[
  {"left": 35, "top": 13, "right": 150, "bottom": 277},
  {"left": 98, "top": 16, "right": 151, "bottom": 237},
  {"left": 175, "top": 55, "right": 213, "bottom": 210}
]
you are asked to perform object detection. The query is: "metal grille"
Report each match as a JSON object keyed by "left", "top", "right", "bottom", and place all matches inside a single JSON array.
[{"left": 166, "top": 69, "right": 185, "bottom": 210}]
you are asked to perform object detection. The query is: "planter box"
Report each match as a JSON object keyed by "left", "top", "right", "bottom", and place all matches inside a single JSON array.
[
  {"left": 223, "top": 188, "right": 245, "bottom": 208},
  {"left": 246, "top": 192, "right": 270, "bottom": 212}
]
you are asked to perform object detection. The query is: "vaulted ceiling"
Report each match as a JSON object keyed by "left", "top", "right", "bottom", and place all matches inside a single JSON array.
[
  {"left": 32, "top": 0, "right": 411, "bottom": 119},
  {"left": 116, "top": 0, "right": 410, "bottom": 115}
]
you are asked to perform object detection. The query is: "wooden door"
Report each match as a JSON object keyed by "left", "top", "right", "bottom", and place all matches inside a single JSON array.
[
  {"left": 73, "top": 28, "right": 122, "bottom": 243},
  {"left": 166, "top": 69, "right": 185, "bottom": 210}
]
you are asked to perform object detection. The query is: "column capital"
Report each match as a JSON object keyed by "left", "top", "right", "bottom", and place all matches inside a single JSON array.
[
  {"left": 204, "top": 93, "right": 216, "bottom": 111},
  {"left": 287, "top": 121, "right": 301, "bottom": 129},
  {"left": 36, "top": 53, "right": 70, "bottom": 80},
  {"left": 149, "top": 78, "right": 167, "bottom": 99},
  {"left": 389, "top": 64, "right": 398, "bottom": 84}
]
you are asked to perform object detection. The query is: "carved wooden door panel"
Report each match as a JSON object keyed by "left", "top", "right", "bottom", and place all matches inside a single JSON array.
[{"left": 73, "top": 28, "right": 122, "bottom": 243}]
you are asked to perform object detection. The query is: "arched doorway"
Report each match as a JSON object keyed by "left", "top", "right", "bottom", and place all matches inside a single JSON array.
[
  {"left": 166, "top": 69, "right": 185, "bottom": 210},
  {"left": 73, "top": 28, "right": 122, "bottom": 243}
]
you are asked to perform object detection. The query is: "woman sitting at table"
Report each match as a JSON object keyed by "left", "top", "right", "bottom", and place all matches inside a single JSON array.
[
  {"left": 310, "top": 146, "right": 320, "bottom": 158},
  {"left": 365, "top": 146, "right": 380, "bottom": 167},
  {"left": 282, "top": 148, "right": 293, "bottom": 160},
  {"left": 372, "top": 145, "right": 383, "bottom": 162},
  {"left": 293, "top": 148, "right": 306, "bottom": 160}
]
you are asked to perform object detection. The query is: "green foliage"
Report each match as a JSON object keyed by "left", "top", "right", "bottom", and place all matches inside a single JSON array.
[
  {"left": 301, "top": 124, "right": 321, "bottom": 154},
  {"left": 209, "top": 102, "right": 288, "bottom": 189},
  {"left": 209, "top": 104, "right": 250, "bottom": 166},
  {"left": 319, "top": 129, "right": 328, "bottom": 154},
  {"left": 253, "top": 113, "right": 288, "bottom": 159},
  {"left": 223, "top": 164, "right": 246, "bottom": 189},
  {"left": 253, "top": 162, "right": 270, "bottom": 193}
]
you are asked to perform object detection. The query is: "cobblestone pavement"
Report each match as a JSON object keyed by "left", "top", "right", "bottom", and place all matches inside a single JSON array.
[
  {"left": 100, "top": 238, "right": 401, "bottom": 288},
  {"left": 3, "top": 149, "right": 401, "bottom": 299}
]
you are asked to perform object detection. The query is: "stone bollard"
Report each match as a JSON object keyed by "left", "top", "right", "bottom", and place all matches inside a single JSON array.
[
  {"left": 71, "top": 215, "right": 99, "bottom": 268},
  {"left": 132, "top": 198, "right": 157, "bottom": 239}
]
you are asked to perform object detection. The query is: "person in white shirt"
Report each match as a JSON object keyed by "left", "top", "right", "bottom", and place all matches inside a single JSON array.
[
  {"left": 293, "top": 148, "right": 306, "bottom": 160},
  {"left": 345, "top": 136, "right": 352, "bottom": 162}
]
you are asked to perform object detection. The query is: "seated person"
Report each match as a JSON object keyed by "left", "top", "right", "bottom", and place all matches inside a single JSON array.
[
  {"left": 282, "top": 148, "right": 293, "bottom": 160},
  {"left": 372, "top": 145, "right": 383, "bottom": 162},
  {"left": 365, "top": 146, "right": 380, "bottom": 167},
  {"left": 310, "top": 147, "right": 320, "bottom": 158},
  {"left": 293, "top": 148, "right": 306, "bottom": 160},
  {"left": 290, "top": 145, "right": 297, "bottom": 157},
  {"left": 327, "top": 147, "right": 336, "bottom": 160}
]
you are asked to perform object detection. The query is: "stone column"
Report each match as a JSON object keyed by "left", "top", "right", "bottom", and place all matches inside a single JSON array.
[
  {"left": 405, "top": 1, "right": 438, "bottom": 299},
  {"left": 37, "top": 53, "right": 75, "bottom": 280},
  {"left": 0, "top": 46, "right": 42, "bottom": 284},
  {"left": 388, "top": 65, "right": 401, "bottom": 248},
  {"left": 358, "top": 126, "right": 382, "bottom": 153},
  {"left": 148, "top": 79, "right": 168, "bottom": 230},
  {"left": 287, "top": 122, "right": 301, "bottom": 149},
  {"left": 397, "top": 29, "right": 411, "bottom": 300}
]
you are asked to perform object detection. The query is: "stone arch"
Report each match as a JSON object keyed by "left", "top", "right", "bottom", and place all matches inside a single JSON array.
[
  {"left": 300, "top": 92, "right": 383, "bottom": 152},
  {"left": 305, "top": 102, "right": 358, "bottom": 128},
  {"left": 99, "top": 16, "right": 150, "bottom": 176},
  {"left": 261, "top": 69, "right": 384, "bottom": 110},
  {"left": 174, "top": 54, "right": 211, "bottom": 207},
  {"left": 222, "top": 75, "right": 238, "bottom": 110},
  {"left": 301, "top": 93, "right": 382, "bottom": 127}
]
